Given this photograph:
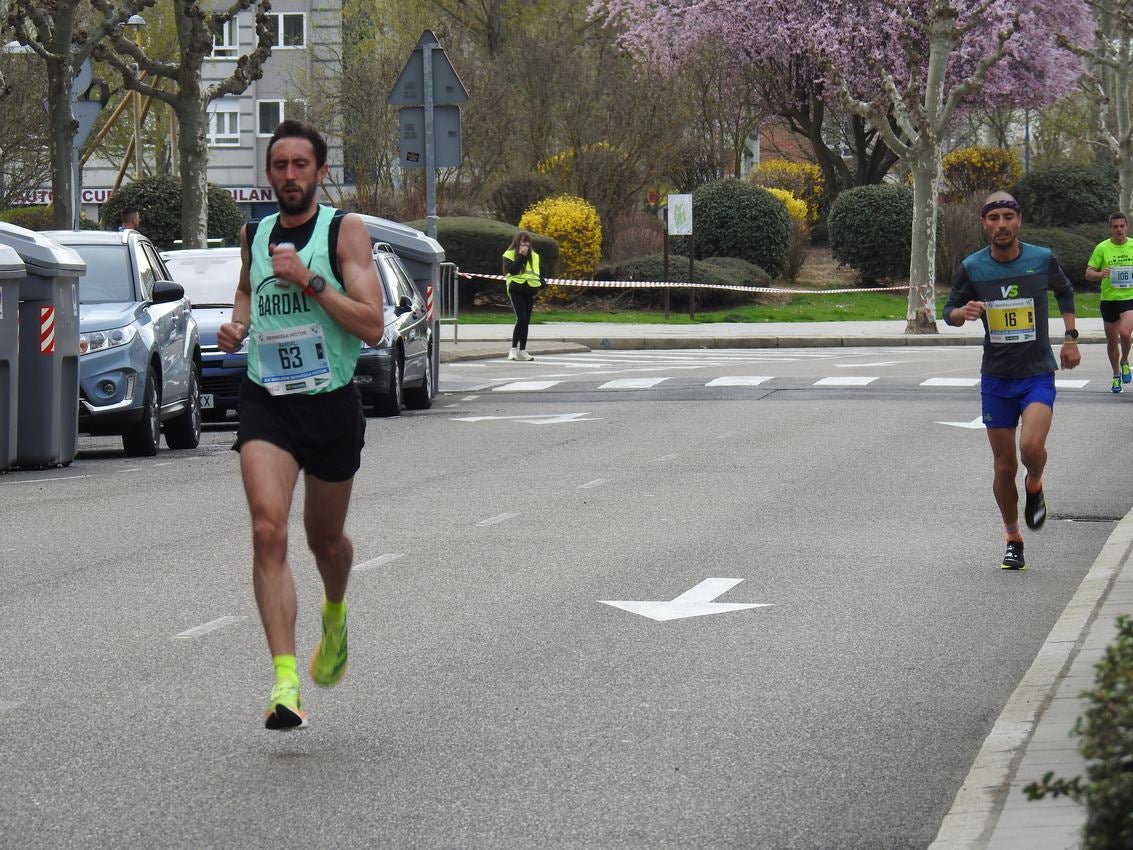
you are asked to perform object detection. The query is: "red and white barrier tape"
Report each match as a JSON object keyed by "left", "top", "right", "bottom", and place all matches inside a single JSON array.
[{"left": 456, "top": 271, "right": 908, "bottom": 294}]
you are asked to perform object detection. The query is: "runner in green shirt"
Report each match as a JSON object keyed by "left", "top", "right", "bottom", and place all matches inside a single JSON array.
[{"left": 1086, "top": 212, "right": 1133, "bottom": 393}]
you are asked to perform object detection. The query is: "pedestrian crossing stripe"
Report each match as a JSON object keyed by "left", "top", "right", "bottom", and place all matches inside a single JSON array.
[{"left": 483, "top": 376, "right": 1096, "bottom": 392}]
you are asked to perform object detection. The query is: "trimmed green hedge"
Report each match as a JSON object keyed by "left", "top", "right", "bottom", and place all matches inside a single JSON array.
[
  {"left": 98, "top": 175, "right": 245, "bottom": 251},
  {"left": 405, "top": 216, "right": 559, "bottom": 309},
  {"left": 671, "top": 178, "right": 791, "bottom": 279},
  {"left": 592, "top": 253, "right": 770, "bottom": 310},
  {"left": 1012, "top": 165, "right": 1119, "bottom": 228},
  {"left": 1021, "top": 225, "right": 1102, "bottom": 291},
  {"left": 828, "top": 184, "right": 914, "bottom": 285},
  {"left": 0, "top": 205, "right": 100, "bottom": 230}
]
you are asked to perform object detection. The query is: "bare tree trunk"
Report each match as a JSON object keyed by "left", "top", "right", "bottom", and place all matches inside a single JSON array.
[
  {"left": 176, "top": 103, "right": 209, "bottom": 249},
  {"left": 906, "top": 147, "right": 940, "bottom": 333},
  {"left": 46, "top": 55, "right": 76, "bottom": 229}
]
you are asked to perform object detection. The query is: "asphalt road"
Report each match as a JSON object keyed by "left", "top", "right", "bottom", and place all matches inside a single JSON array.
[{"left": 1, "top": 345, "right": 1128, "bottom": 849}]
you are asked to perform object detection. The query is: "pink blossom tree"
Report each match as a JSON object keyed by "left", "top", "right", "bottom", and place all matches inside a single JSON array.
[{"left": 593, "top": 0, "right": 1091, "bottom": 332}]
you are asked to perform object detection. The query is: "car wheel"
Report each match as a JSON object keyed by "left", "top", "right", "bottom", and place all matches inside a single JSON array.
[
  {"left": 373, "top": 354, "right": 403, "bottom": 417},
  {"left": 404, "top": 344, "right": 433, "bottom": 410},
  {"left": 122, "top": 368, "right": 160, "bottom": 457},
  {"left": 165, "top": 362, "right": 202, "bottom": 450}
]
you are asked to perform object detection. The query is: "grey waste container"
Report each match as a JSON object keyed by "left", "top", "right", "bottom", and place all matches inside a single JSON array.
[
  {"left": 0, "top": 224, "right": 86, "bottom": 469},
  {"left": 0, "top": 244, "right": 25, "bottom": 472}
]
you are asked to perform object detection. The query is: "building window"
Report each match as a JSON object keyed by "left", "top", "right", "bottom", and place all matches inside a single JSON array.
[
  {"left": 211, "top": 18, "right": 238, "bottom": 59},
  {"left": 266, "top": 13, "right": 305, "bottom": 48},
  {"left": 258, "top": 101, "right": 283, "bottom": 136},
  {"left": 207, "top": 102, "right": 240, "bottom": 146}
]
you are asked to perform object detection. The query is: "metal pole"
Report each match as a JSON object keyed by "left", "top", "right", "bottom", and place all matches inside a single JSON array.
[
  {"left": 662, "top": 208, "right": 670, "bottom": 320},
  {"left": 422, "top": 41, "right": 437, "bottom": 242}
]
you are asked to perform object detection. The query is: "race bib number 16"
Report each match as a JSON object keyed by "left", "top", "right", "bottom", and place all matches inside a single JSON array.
[
  {"left": 255, "top": 323, "right": 332, "bottom": 395},
  {"left": 986, "top": 297, "right": 1036, "bottom": 344}
]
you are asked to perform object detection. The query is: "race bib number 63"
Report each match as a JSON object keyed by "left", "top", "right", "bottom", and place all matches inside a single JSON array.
[{"left": 255, "top": 323, "right": 332, "bottom": 395}]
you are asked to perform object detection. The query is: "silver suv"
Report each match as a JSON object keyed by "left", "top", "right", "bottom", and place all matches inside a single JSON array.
[{"left": 42, "top": 230, "right": 202, "bottom": 456}]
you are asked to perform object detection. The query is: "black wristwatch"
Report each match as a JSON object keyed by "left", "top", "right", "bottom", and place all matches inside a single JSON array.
[
  {"left": 1064, "top": 328, "right": 1079, "bottom": 342},
  {"left": 304, "top": 274, "right": 327, "bottom": 297}
]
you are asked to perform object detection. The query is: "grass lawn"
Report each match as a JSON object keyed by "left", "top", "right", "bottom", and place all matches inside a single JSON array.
[{"left": 460, "top": 248, "right": 1100, "bottom": 324}]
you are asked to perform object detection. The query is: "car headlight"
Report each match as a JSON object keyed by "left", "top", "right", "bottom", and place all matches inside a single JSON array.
[{"left": 80, "top": 324, "right": 137, "bottom": 355}]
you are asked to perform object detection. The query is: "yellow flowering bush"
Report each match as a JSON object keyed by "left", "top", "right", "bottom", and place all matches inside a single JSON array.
[
  {"left": 765, "top": 188, "right": 809, "bottom": 227},
  {"left": 749, "top": 159, "right": 823, "bottom": 224},
  {"left": 942, "top": 146, "right": 1023, "bottom": 198},
  {"left": 765, "top": 188, "right": 810, "bottom": 283},
  {"left": 519, "top": 194, "right": 603, "bottom": 302}
]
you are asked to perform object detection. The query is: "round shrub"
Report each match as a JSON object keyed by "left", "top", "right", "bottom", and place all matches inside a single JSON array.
[
  {"left": 489, "top": 174, "right": 555, "bottom": 225},
  {"left": 942, "top": 146, "right": 1023, "bottom": 199},
  {"left": 1020, "top": 225, "right": 1100, "bottom": 290},
  {"left": 828, "top": 184, "right": 914, "bottom": 284},
  {"left": 672, "top": 178, "right": 791, "bottom": 280},
  {"left": 519, "top": 194, "right": 602, "bottom": 302},
  {"left": 405, "top": 216, "right": 559, "bottom": 309},
  {"left": 749, "top": 159, "right": 823, "bottom": 224},
  {"left": 1012, "top": 165, "right": 1118, "bottom": 227},
  {"left": 594, "top": 253, "right": 770, "bottom": 310},
  {"left": 98, "top": 175, "right": 245, "bottom": 250}
]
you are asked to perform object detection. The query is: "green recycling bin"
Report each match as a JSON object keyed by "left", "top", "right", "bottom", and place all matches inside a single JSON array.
[
  {"left": 0, "top": 224, "right": 86, "bottom": 469},
  {"left": 0, "top": 244, "right": 25, "bottom": 472}
]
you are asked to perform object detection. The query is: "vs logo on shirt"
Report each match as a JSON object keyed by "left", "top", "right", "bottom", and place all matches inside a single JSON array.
[{"left": 1000, "top": 285, "right": 1019, "bottom": 298}]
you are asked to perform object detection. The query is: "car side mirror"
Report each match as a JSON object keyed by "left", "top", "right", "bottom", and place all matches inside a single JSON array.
[
  {"left": 393, "top": 294, "right": 414, "bottom": 316},
  {"left": 152, "top": 279, "right": 186, "bottom": 304}
]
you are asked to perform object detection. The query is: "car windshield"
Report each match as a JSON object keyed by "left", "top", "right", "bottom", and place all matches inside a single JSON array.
[
  {"left": 164, "top": 254, "right": 241, "bottom": 306},
  {"left": 68, "top": 244, "right": 135, "bottom": 304}
]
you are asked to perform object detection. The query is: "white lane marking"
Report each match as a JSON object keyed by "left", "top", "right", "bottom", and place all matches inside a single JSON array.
[
  {"left": 5, "top": 475, "right": 91, "bottom": 485},
  {"left": 0, "top": 700, "right": 21, "bottom": 713},
  {"left": 1055, "top": 379, "right": 1090, "bottom": 388},
  {"left": 653, "top": 453, "right": 680, "bottom": 462},
  {"left": 461, "top": 395, "right": 480, "bottom": 401},
  {"left": 355, "top": 553, "right": 405, "bottom": 573},
  {"left": 599, "top": 377, "right": 669, "bottom": 389},
  {"left": 478, "top": 512, "right": 519, "bottom": 526},
  {"left": 814, "top": 376, "right": 879, "bottom": 386},
  {"left": 493, "top": 381, "right": 561, "bottom": 392},
  {"left": 937, "top": 416, "right": 985, "bottom": 429},
  {"left": 600, "top": 577, "right": 773, "bottom": 622},
  {"left": 921, "top": 377, "right": 980, "bottom": 387},
  {"left": 717, "top": 431, "right": 736, "bottom": 440},
  {"left": 577, "top": 478, "right": 610, "bottom": 489},
  {"left": 452, "top": 413, "right": 598, "bottom": 425},
  {"left": 706, "top": 376, "right": 773, "bottom": 387},
  {"left": 175, "top": 616, "right": 245, "bottom": 639},
  {"left": 835, "top": 361, "right": 905, "bottom": 368}
]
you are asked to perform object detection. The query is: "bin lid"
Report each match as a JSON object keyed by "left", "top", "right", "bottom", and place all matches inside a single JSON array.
[
  {"left": 0, "top": 222, "right": 86, "bottom": 277},
  {"left": 356, "top": 214, "right": 446, "bottom": 264},
  {"left": 0, "top": 244, "right": 24, "bottom": 279}
]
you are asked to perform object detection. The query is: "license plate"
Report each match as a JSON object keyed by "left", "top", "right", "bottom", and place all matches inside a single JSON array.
[{"left": 200, "top": 393, "right": 215, "bottom": 409}]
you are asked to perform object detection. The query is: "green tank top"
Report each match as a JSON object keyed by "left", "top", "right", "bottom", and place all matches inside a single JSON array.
[{"left": 246, "top": 205, "right": 360, "bottom": 393}]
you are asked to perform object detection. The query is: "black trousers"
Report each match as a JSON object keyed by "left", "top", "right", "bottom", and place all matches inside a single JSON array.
[{"left": 509, "top": 284, "right": 536, "bottom": 348}]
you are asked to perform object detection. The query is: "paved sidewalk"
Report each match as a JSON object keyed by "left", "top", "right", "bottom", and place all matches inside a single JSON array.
[{"left": 438, "top": 317, "right": 1129, "bottom": 848}]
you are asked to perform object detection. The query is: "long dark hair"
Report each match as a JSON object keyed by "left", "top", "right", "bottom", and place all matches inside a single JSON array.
[{"left": 507, "top": 230, "right": 533, "bottom": 253}]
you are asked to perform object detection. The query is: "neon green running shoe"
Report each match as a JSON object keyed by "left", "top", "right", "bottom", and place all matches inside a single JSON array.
[
  {"left": 1113, "top": 376, "right": 1123, "bottom": 394},
  {"left": 264, "top": 680, "right": 307, "bottom": 730},
  {"left": 310, "top": 614, "right": 348, "bottom": 687},
  {"left": 1124, "top": 362, "right": 1132, "bottom": 384}
]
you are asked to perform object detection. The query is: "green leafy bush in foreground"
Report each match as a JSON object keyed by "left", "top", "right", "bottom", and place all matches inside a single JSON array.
[{"left": 1024, "top": 614, "right": 1133, "bottom": 849}]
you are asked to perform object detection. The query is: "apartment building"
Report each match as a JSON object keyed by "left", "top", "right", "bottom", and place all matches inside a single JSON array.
[{"left": 79, "top": 0, "right": 346, "bottom": 222}]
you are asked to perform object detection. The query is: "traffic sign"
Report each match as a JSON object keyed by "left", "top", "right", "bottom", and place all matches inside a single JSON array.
[
  {"left": 387, "top": 30, "right": 469, "bottom": 106},
  {"left": 398, "top": 105, "right": 461, "bottom": 168}
]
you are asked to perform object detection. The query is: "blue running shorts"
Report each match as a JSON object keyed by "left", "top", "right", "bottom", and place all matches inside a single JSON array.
[{"left": 981, "top": 373, "right": 1056, "bottom": 429}]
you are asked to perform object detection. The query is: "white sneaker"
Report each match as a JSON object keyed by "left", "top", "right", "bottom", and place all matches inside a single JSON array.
[
  {"left": 516, "top": 350, "right": 534, "bottom": 361},
  {"left": 508, "top": 348, "right": 519, "bottom": 360}
]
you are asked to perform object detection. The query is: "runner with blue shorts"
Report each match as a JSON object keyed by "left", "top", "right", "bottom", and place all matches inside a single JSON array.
[{"left": 943, "top": 192, "right": 1081, "bottom": 571}]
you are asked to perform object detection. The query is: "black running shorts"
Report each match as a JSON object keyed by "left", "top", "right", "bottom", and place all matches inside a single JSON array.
[
  {"left": 1100, "top": 297, "right": 1133, "bottom": 323},
  {"left": 233, "top": 379, "right": 366, "bottom": 482}
]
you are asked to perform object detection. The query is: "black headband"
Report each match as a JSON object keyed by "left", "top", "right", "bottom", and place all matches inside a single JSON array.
[{"left": 981, "top": 199, "right": 1021, "bottom": 217}]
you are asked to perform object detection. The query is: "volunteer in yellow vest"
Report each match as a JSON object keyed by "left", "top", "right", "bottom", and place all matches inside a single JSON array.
[
  {"left": 502, "top": 230, "right": 542, "bottom": 361},
  {"left": 217, "top": 119, "right": 385, "bottom": 731},
  {"left": 1085, "top": 212, "right": 1133, "bottom": 393}
]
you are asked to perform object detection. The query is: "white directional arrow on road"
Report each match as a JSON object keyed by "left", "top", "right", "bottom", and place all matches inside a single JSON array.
[
  {"left": 936, "top": 416, "right": 985, "bottom": 429},
  {"left": 451, "top": 413, "right": 599, "bottom": 425},
  {"left": 600, "top": 578, "right": 772, "bottom": 622}
]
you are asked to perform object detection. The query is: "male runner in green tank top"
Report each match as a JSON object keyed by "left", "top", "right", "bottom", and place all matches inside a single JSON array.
[
  {"left": 1085, "top": 212, "right": 1133, "bottom": 393},
  {"left": 217, "top": 120, "right": 384, "bottom": 730}
]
